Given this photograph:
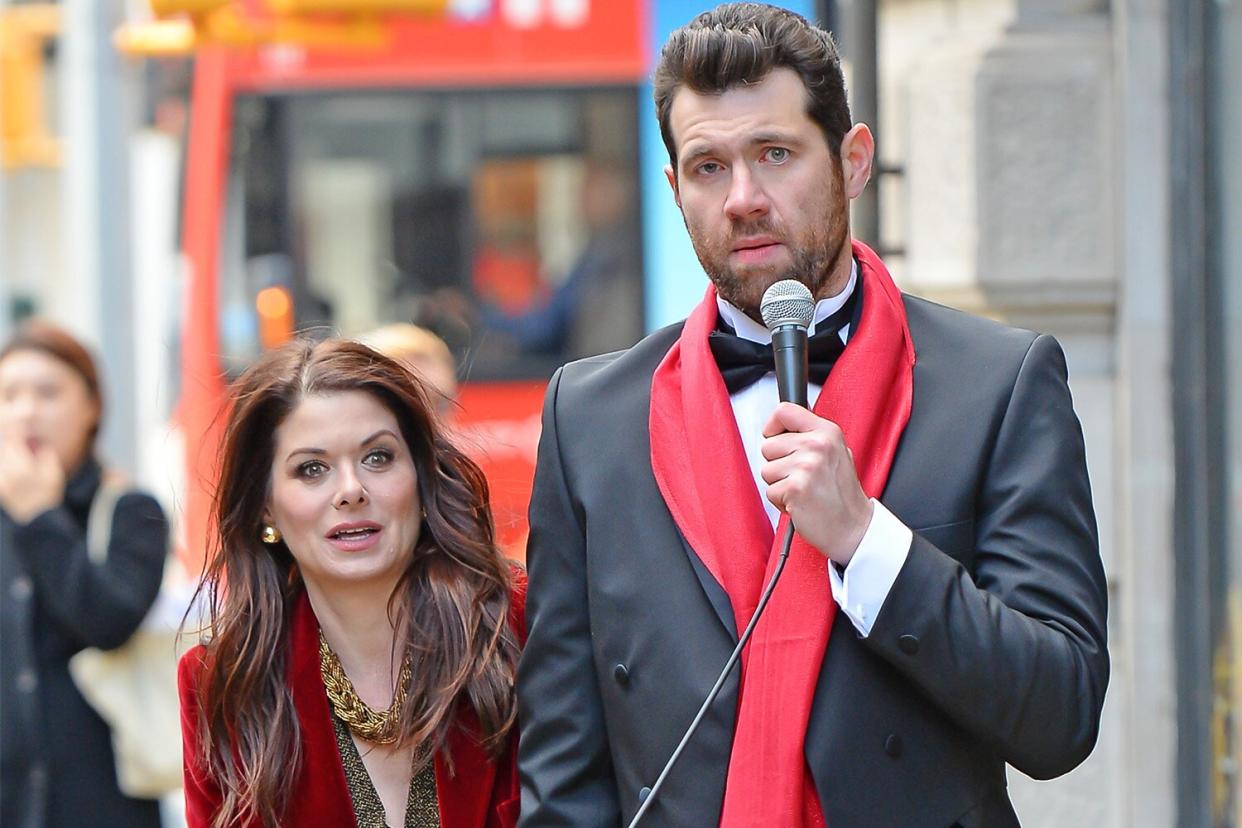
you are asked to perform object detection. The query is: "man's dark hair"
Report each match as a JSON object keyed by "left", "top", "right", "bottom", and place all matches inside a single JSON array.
[{"left": 654, "top": 3, "right": 852, "bottom": 169}]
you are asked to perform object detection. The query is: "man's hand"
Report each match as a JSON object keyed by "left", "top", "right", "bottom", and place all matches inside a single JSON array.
[
  {"left": 0, "top": 429, "right": 65, "bottom": 525},
  {"left": 760, "top": 402, "right": 874, "bottom": 566}
]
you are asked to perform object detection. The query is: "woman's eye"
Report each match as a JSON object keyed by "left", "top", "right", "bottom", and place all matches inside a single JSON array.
[
  {"left": 766, "top": 147, "right": 790, "bottom": 163},
  {"left": 364, "top": 449, "right": 393, "bottom": 467},
  {"left": 297, "top": 460, "right": 328, "bottom": 479}
]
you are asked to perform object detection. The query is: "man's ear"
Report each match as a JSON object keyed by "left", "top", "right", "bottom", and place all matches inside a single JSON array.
[
  {"left": 839, "top": 123, "right": 875, "bottom": 200},
  {"left": 664, "top": 164, "right": 681, "bottom": 208}
]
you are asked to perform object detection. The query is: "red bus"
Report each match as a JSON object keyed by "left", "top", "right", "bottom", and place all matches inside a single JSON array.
[{"left": 173, "top": 0, "right": 815, "bottom": 565}]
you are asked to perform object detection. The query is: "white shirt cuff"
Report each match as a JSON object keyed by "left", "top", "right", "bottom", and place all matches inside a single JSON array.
[{"left": 827, "top": 499, "right": 912, "bottom": 637}]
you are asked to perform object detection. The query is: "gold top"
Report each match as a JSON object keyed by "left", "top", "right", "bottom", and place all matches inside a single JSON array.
[
  {"left": 319, "top": 628, "right": 413, "bottom": 745},
  {"left": 330, "top": 714, "right": 440, "bottom": 828}
]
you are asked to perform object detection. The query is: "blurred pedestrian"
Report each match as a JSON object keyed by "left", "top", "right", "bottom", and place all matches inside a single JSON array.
[
  {"left": 478, "top": 161, "right": 641, "bottom": 360},
  {"left": 178, "top": 338, "right": 523, "bottom": 828},
  {"left": 358, "top": 324, "right": 459, "bottom": 420},
  {"left": 0, "top": 320, "right": 168, "bottom": 828}
]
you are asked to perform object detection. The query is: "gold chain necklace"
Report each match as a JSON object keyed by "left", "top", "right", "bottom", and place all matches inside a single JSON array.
[{"left": 318, "top": 630, "right": 413, "bottom": 745}]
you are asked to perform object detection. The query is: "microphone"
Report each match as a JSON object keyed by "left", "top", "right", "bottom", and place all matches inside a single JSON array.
[
  {"left": 760, "top": 279, "right": 815, "bottom": 408},
  {"left": 627, "top": 280, "right": 815, "bottom": 827}
]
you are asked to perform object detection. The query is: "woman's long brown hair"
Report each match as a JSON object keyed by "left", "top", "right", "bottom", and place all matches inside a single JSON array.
[{"left": 191, "top": 338, "right": 519, "bottom": 828}]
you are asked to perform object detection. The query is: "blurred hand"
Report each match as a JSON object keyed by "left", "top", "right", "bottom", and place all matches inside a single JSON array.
[
  {"left": 760, "top": 402, "right": 874, "bottom": 566},
  {"left": 0, "top": 426, "right": 65, "bottom": 524}
]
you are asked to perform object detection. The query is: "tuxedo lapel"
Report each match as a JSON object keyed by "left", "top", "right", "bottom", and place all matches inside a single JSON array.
[
  {"left": 646, "top": 311, "right": 761, "bottom": 644},
  {"left": 650, "top": 289, "right": 778, "bottom": 634},
  {"left": 679, "top": 533, "right": 740, "bottom": 640}
]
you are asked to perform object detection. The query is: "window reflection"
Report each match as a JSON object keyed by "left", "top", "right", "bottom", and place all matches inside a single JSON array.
[{"left": 219, "top": 87, "right": 643, "bottom": 381}]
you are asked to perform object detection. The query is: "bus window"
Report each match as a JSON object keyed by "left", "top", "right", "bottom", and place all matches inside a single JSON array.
[{"left": 217, "top": 87, "right": 644, "bottom": 382}]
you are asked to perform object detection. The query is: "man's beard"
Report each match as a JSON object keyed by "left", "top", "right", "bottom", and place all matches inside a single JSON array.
[{"left": 688, "top": 211, "right": 849, "bottom": 318}]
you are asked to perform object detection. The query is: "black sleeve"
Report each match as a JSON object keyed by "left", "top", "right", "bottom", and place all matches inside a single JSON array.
[
  {"left": 13, "top": 492, "right": 168, "bottom": 650},
  {"left": 517, "top": 367, "right": 622, "bottom": 827},
  {"left": 865, "top": 333, "right": 1109, "bottom": 779}
]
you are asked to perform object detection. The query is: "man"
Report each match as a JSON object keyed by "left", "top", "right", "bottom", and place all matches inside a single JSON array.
[{"left": 516, "top": 4, "right": 1109, "bottom": 826}]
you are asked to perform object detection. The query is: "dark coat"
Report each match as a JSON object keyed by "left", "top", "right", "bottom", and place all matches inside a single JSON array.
[
  {"left": 516, "top": 295, "right": 1110, "bottom": 827},
  {"left": 0, "top": 458, "right": 168, "bottom": 828}
]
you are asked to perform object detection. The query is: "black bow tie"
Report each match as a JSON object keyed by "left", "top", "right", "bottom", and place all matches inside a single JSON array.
[{"left": 709, "top": 285, "right": 859, "bottom": 394}]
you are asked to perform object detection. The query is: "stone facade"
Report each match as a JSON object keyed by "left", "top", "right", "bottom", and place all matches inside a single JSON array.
[{"left": 882, "top": 0, "right": 1177, "bottom": 823}]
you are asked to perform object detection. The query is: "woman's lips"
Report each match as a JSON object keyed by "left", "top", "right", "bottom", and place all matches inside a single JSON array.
[{"left": 326, "top": 525, "right": 382, "bottom": 553}]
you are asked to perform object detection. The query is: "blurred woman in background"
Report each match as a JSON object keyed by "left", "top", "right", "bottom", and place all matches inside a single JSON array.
[
  {"left": 0, "top": 320, "right": 168, "bottom": 827},
  {"left": 179, "top": 338, "right": 523, "bottom": 828}
]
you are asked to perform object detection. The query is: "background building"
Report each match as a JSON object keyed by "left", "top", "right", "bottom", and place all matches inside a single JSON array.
[{"left": 862, "top": 2, "right": 1239, "bottom": 824}]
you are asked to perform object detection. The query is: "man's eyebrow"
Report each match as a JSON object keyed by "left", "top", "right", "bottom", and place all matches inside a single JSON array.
[
  {"left": 679, "top": 144, "right": 718, "bottom": 168},
  {"left": 679, "top": 132, "right": 804, "bottom": 168},
  {"left": 748, "top": 131, "right": 801, "bottom": 147}
]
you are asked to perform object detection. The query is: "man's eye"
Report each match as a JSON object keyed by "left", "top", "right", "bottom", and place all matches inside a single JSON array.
[
  {"left": 364, "top": 449, "right": 393, "bottom": 467},
  {"left": 297, "top": 460, "right": 328, "bottom": 479},
  {"left": 697, "top": 161, "right": 722, "bottom": 176},
  {"left": 766, "top": 147, "right": 790, "bottom": 163}
]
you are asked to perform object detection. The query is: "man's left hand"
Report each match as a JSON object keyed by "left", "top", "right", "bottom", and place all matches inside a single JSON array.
[{"left": 760, "top": 402, "right": 874, "bottom": 566}]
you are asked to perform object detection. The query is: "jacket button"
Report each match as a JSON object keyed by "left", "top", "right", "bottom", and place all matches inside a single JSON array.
[
  {"left": 897, "top": 635, "right": 920, "bottom": 655},
  {"left": 614, "top": 663, "right": 630, "bottom": 686},
  {"left": 16, "top": 669, "right": 37, "bottom": 693},
  {"left": 884, "top": 734, "right": 903, "bottom": 757},
  {"left": 638, "top": 786, "right": 652, "bottom": 803},
  {"left": 10, "top": 576, "right": 32, "bottom": 600}
]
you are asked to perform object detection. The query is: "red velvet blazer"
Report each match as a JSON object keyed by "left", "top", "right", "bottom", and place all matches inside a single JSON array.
[{"left": 178, "top": 576, "right": 526, "bottom": 828}]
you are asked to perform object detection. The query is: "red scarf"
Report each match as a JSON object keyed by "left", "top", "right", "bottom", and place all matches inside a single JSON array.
[{"left": 648, "top": 241, "right": 914, "bottom": 826}]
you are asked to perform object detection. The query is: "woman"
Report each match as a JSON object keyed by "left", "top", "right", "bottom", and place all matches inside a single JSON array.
[
  {"left": 0, "top": 320, "right": 168, "bottom": 827},
  {"left": 178, "top": 338, "right": 523, "bottom": 828}
]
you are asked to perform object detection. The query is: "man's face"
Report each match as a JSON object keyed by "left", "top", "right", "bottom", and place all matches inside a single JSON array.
[{"left": 665, "top": 68, "right": 853, "bottom": 315}]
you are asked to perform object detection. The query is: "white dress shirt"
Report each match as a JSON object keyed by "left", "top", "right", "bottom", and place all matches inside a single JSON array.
[{"left": 715, "top": 263, "right": 912, "bottom": 636}]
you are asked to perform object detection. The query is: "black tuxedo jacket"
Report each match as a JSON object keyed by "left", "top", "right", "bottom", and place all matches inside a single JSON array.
[{"left": 516, "top": 295, "right": 1109, "bottom": 827}]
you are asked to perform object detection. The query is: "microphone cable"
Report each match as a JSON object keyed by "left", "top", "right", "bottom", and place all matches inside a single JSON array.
[{"left": 626, "top": 521, "right": 796, "bottom": 828}]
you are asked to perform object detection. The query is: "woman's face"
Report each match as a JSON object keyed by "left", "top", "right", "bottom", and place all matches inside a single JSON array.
[
  {"left": 0, "top": 349, "right": 98, "bottom": 473},
  {"left": 264, "top": 390, "right": 423, "bottom": 596}
]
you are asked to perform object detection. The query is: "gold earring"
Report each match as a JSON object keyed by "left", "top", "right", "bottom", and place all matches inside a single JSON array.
[{"left": 261, "top": 525, "right": 282, "bottom": 544}]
